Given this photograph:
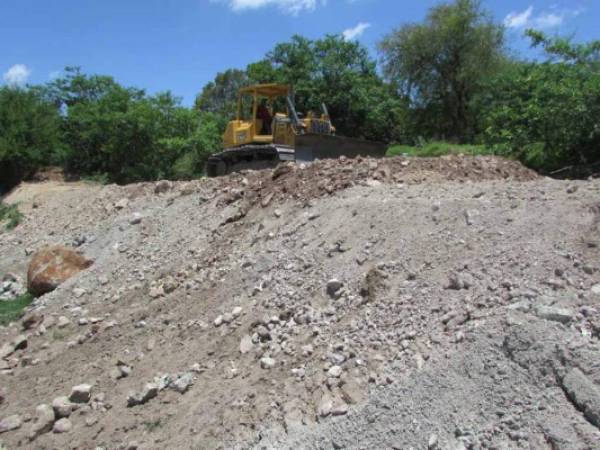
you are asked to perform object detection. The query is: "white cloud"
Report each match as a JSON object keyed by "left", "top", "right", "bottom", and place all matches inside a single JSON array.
[
  {"left": 534, "top": 12, "right": 563, "bottom": 28},
  {"left": 217, "top": 0, "right": 323, "bottom": 15},
  {"left": 342, "top": 22, "right": 371, "bottom": 40},
  {"left": 504, "top": 6, "right": 533, "bottom": 29},
  {"left": 3, "top": 64, "right": 31, "bottom": 87},
  {"left": 504, "top": 5, "right": 584, "bottom": 30}
]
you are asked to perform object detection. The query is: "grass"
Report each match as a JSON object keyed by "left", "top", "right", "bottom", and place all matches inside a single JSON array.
[
  {"left": 386, "top": 141, "right": 491, "bottom": 158},
  {"left": 0, "top": 292, "right": 34, "bottom": 326},
  {"left": 0, "top": 201, "right": 24, "bottom": 230}
]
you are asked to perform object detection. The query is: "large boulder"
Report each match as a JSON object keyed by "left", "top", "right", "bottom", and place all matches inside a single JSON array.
[{"left": 27, "top": 246, "right": 93, "bottom": 297}]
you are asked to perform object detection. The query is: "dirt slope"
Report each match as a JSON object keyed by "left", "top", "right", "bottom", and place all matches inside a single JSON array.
[{"left": 1, "top": 155, "right": 599, "bottom": 450}]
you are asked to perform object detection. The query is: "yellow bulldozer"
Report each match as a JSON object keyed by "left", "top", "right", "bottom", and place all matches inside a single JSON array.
[{"left": 205, "top": 83, "right": 387, "bottom": 177}]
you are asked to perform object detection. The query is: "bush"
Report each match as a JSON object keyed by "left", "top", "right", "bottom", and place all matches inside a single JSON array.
[
  {"left": 387, "top": 141, "right": 489, "bottom": 157},
  {"left": 0, "top": 202, "right": 23, "bottom": 230},
  {"left": 0, "top": 292, "right": 34, "bottom": 326}
]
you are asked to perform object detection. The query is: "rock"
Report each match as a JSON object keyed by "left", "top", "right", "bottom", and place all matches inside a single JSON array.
[
  {"left": 318, "top": 393, "right": 333, "bottom": 417},
  {"left": 72, "top": 287, "right": 86, "bottom": 298},
  {"left": 0, "top": 343, "right": 13, "bottom": 359},
  {"left": 12, "top": 334, "right": 27, "bottom": 351},
  {"left": 52, "top": 396, "right": 75, "bottom": 418},
  {"left": 464, "top": 209, "right": 477, "bottom": 225},
  {"left": 57, "top": 316, "right": 71, "bottom": 328},
  {"left": 328, "top": 365, "right": 343, "bottom": 378},
  {"left": 331, "top": 403, "right": 348, "bottom": 416},
  {"left": 561, "top": 368, "right": 600, "bottom": 428},
  {"left": 154, "top": 180, "right": 172, "bottom": 194},
  {"left": 149, "top": 285, "right": 164, "bottom": 298},
  {"left": 0, "top": 414, "right": 22, "bottom": 433},
  {"left": 114, "top": 198, "right": 129, "bottom": 209},
  {"left": 213, "top": 315, "right": 223, "bottom": 327},
  {"left": 535, "top": 305, "right": 573, "bottom": 324},
  {"left": 231, "top": 306, "right": 243, "bottom": 318},
  {"left": 127, "top": 382, "right": 158, "bottom": 407},
  {"left": 52, "top": 418, "right": 72, "bottom": 433},
  {"left": 27, "top": 246, "right": 93, "bottom": 297},
  {"left": 260, "top": 357, "right": 276, "bottom": 369},
  {"left": 566, "top": 185, "right": 579, "bottom": 194},
  {"left": 29, "top": 404, "right": 55, "bottom": 440},
  {"left": 170, "top": 372, "right": 194, "bottom": 394},
  {"left": 240, "top": 335, "right": 253, "bottom": 354},
  {"left": 69, "top": 384, "right": 92, "bottom": 403},
  {"left": 129, "top": 213, "right": 142, "bottom": 225},
  {"left": 22, "top": 312, "right": 43, "bottom": 330},
  {"left": 428, "top": 434, "right": 439, "bottom": 449},
  {"left": 111, "top": 362, "right": 132, "bottom": 380},
  {"left": 326, "top": 279, "right": 343, "bottom": 297},
  {"left": 591, "top": 284, "right": 600, "bottom": 295}
]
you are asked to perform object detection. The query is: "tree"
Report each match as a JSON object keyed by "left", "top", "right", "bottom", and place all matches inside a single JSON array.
[
  {"left": 378, "top": 0, "right": 505, "bottom": 142},
  {"left": 0, "top": 86, "right": 62, "bottom": 192},
  {"left": 194, "top": 69, "right": 248, "bottom": 118},
  {"left": 483, "top": 31, "right": 600, "bottom": 173}
]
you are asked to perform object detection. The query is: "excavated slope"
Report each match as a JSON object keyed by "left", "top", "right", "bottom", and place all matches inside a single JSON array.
[{"left": 0, "top": 155, "right": 599, "bottom": 450}]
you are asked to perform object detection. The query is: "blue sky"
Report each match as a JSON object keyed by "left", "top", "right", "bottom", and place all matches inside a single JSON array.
[{"left": 1, "top": 0, "right": 597, "bottom": 105}]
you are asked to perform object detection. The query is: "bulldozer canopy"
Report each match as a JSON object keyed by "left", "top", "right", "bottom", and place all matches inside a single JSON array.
[{"left": 238, "top": 84, "right": 290, "bottom": 98}]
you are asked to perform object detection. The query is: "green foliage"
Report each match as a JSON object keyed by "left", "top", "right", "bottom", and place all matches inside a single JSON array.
[
  {"left": 378, "top": 0, "right": 505, "bottom": 142},
  {"left": 0, "top": 202, "right": 23, "bottom": 230},
  {"left": 0, "top": 86, "right": 63, "bottom": 192},
  {"left": 387, "top": 141, "right": 488, "bottom": 157},
  {"left": 194, "top": 69, "right": 248, "bottom": 118},
  {"left": 483, "top": 32, "right": 600, "bottom": 172},
  {"left": 0, "top": 292, "right": 34, "bottom": 326}
]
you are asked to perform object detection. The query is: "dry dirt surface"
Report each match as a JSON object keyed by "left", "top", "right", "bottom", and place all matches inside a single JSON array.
[{"left": 1, "top": 155, "right": 599, "bottom": 450}]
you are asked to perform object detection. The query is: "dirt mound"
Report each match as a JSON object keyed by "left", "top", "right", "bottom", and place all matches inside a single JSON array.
[
  {"left": 214, "top": 155, "right": 539, "bottom": 208},
  {"left": 1, "top": 157, "right": 599, "bottom": 450}
]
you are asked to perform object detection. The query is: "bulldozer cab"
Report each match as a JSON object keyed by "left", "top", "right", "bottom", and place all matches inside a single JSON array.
[{"left": 237, "top": 84, "right": 289, "bottom": 138}]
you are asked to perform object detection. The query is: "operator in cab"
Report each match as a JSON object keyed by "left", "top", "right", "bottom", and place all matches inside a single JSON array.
[{"left": 256, "top": 99, "right": 272, "bottom": 135}]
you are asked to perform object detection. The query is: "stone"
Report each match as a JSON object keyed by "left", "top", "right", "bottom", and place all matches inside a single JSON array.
[
  {"left": 562, "top": 368, "right": 600, "bottom": 428},
  {"left": 260, "top": 357, "right": 276, "bottom": 369},
  {"left": 0, "top": 343, "right": 13, "bottom": 359},
  {"left": 129, "top": 213, "right": 142, "bottom": 225},
  {"left": 328, "top": 365, "right": 343, "bottom": 378},
  {"left": 12, "top": 334, "right": 27, "bottom": 351},
  {"left": 127, "top": 382, "right": 158, "bottom": 407},
  {"left": 57, "top": 316, "right": 71, "bottom": 328},
  {"left": 592, "top": 284, "right": 600, "bottom": 295},
  {"left": 213, "top": 315, "right": 223, "bottom": 327},
  {"left": 0, "top": 414, "right": 22, "bottom": 433},
  {"left": 154, "top": 180, "right": 172, "bottom": 194},
  {"left": 22, "top": 312, "right": 43, "bottom": 330},
  {"left": 30, "top": 404, "right": 55, "bottom": 440},
  {"left": 318, "top": 393, "right": 333, "bottom": 417},
  {"left": 428, "top": 434, "right": 439, "bottom": 449},
  {"left": 52, "top": 396, "right": 75, "bottom": 418},
  {"left": 535, "top": 305, "right": 573, "bottom": 324},
  {"left": 27, "top": 246, "right": 93, "bottom": 297},
  {"left": 114, "top": 198, "right": 129, "bottom": 209},
  {"left": 326, "top": 279, "right": 343, "bottom": 297},
  {"left": 240, "top": 335, "right": 253, "bottom": 354},
  {"left": 331, "top": 403, "right": 348, "bottom": 416},
  {"left": 52, "top": 418, "right": 72, "bottom": 433},
  {"left": 170, "top": 372, "right": 194, "bottom": 394},
  {"left": 73, "top": 287, "right": 86, "bottom": 298},
  {"left": 231, "top": 306, "right": 243, "bottom": 318},
  {"left": 69, "top": 384, "right": 92, "bottom": 403}
]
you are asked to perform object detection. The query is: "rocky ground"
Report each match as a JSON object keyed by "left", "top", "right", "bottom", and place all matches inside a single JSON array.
[{"left": 0, "top": 155, "right": 599, "bottom": 450}]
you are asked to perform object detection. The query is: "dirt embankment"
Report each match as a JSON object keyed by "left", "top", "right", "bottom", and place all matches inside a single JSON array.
[{"left": 1, "top": 155, "right": 599, "bottom": 450}]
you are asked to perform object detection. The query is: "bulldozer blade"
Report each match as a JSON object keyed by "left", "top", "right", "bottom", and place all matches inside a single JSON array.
[{"left": 294, "top": 133, "right": 387, "bottom": 162}]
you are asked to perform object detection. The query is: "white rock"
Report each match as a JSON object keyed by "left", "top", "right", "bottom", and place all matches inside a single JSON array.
[
  {"left": 260, "top": 357, "right": 276, "bottom": 369},
  {"left": 240, "top": 335, "right": 253, "bottom": 354},
  {"left": 0, "top": 414, "right": 22, "bottom": 433},
  {"left": 328, "top": 365, "right": 343, "bottom": 378},
  {"left": 318, "top": 393, "right": 333, "bottom": 417},
  {"left": 231, "top": 306, "right": 243, "bottom": 318},
  {"left": 52, "top": 396, "right": 75, "bottom": 418},
  {"left": 213, "top": 315, "right": 224, "bottom": 327},
  {"left": 52, "top": 418, "right": 72, "bottom": 433}
]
